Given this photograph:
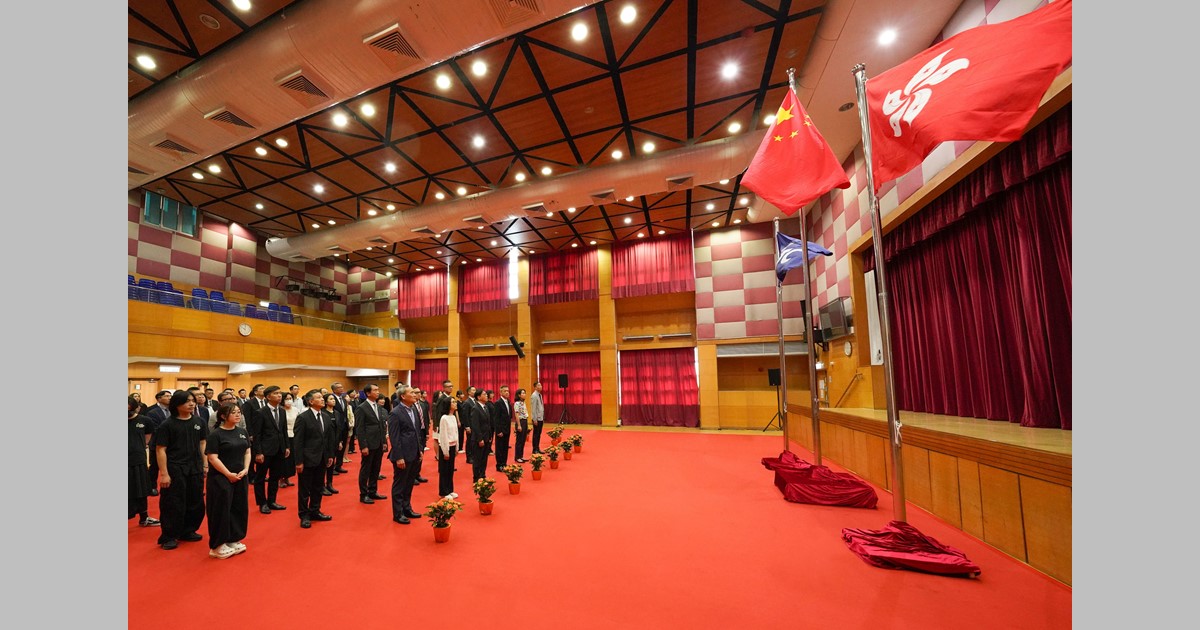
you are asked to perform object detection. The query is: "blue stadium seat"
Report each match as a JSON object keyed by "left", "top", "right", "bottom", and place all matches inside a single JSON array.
[
  {"left": 162, "top": 289, "right": 186, "bottom": 307},
  {"left": 128, "top": 275, "right": 135, "bottom": 285},
  {"left": 137, "top": 278, "right": 158, "bottom": 303},
  {"left": 225, "top": 302, "right": 243, "bottom": 317},
  {"left": 189, "top": 288, "right": 210, "bottom": 311},
  {"left": 279, "top": 304, "right": 294, "bottom": 324}
]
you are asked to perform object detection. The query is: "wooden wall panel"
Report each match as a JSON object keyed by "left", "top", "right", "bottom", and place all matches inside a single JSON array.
[
  {"left": 978, "top": 464, "right": 1027, "bottom": 561},
  {"left": 863, "top": 434, "right": 888, "bottom": 489},
  {"left": 716, "top": 390, "right": 777, "bottom": 429},
  {"left": 1020, "top": 476, "right": 1072, "bottom": 585},
  {"left": 901, "top": 444, "right": 932, "bottom": 510},
  {"left": 928, "top": 451, "right": 962, "bottom": 528},
  {"left": 957, "top": 459, "right": 984, "bottom": 539},
  {"left": 697, "top": 344, "right": 720, "bottom": 430}
]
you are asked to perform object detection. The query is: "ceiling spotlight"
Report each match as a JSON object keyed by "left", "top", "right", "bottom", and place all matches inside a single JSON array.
[
  {"left": 571, "top": 243, "right": 579, "bottom": 248},
  {"left": 386, "top": 271, "right": 393, "bottom": 277},
  {"left": 477, "top": 226, "right": 484, "bottom": 229},
  {"left": 719, "top": 179, "right": 730, "bottom": 185},
  {"left": 515, "top": 172, "right": 526, "bottom": 182},
  {"left": 207, "top": 164, "right": 221, "bottom": 174},
  {"left": 624, "top": 217, "right": 632, "bottom": 224},
  {"left": 637, "top": 233, "right": 645, "bottom": 238},
  {"left": 546, "top": 211, "right": 554, "bottom": 217},
  {"left": 472, "top": 135, "right": 485, "bottom": 149},
  {"left": 739, "top": 196, "right": 749, "bottom": 206},
  {"left": 275, "top": 138, "right": 288, "bottom": 148},
  {"left": 312, "top": 223, "right": 320, "bottom": 229},
  {"left": 435, "top": 73, "right": 452, "bottom": 90},
  {"left": 461, "top": 261, "right": 467, "bottom": 265},
  {"left": 436, "top": 250, "right": 442, "bottom": 255},
  {"left": 727, "top": 121, "right": 742, "bottom": 133},
  {"left": 878, "top": 29, "right": 898, "bottom": 46},
  {"left": 658, "top": 230, "right": 666, "bottom": 235},
  {"left": 589, "top": 240, "right": 597, "bottom": 245},
  {"left": 721, "top": 62, "right": 739, "bottom": 79},
  {"left": 428, "top": 266, "right": 435, "bottom": 270},
  {"left": 471, "top": 60, "right": 488, "bottom": 77},
  {"left": 255, "top": 146, "right": 267, "bottom": 156},
  {"left": 712, "top": 221, "right": 720, "bottom": 227},
  {"left": 541, "top": 166, "right": 552, "bottom": 176},
  {"left": 314, "top": 184, "right": 325, "bottom": 193},
  {"left": 733, "top": 219, "right": 742, "bottom": 224},
  {"left": 385, "top": 162, "right": 396, "bottom": 173},
  {"left": 192, "top": 172, "right": 204, "bottom": 180},
  {"left": 367, "top": 209, "right": 377, "bottom": 216},
  {"left": 571, "top": 22, "right": 588, "bottom": 41},
  {"left": 619, "top": 5, "right": 637, "bottom": 24},
  {"left": 763, "top": 114, "right": 776, "bottom": 125},
  {"left": 476, "top": 258, "right": 482, "bottom": 262},
  {"left": 642, "top": 141, "right": 655, "bottom": 153},
  {"left": 705, "top": 203, "right": 715, "bottom": 210},
  {"left": 457, "top": 187, "right": 467, "bottom": 196},
  {"left": 232, "top": 0, "right": 251, "bottom": 11},
  {"left": 366, "top": 247, "right": 373, "bottom": 250},
  {"left": 332, "top": 112, "right": 348, "bottom": 127},
  {"left": 135, "top": 54, "right": 156, "bottom": 70},
  {"left": 255, "top": 203, "right": 264, "bottom": 210},
  {"left": 361, "top": 103, "right": 376, "bottom": 117},
  {"left": 386, "top": 204, "right": 395, "bottom": 210},
  {"left": 327, "top": 220, "right": 336, "bottom": 225},
  {"left": 625, "top": 196, "right": 635, "bottom": 202},
  {"left": 567, "top": 207, "right": 576, "bottom": 213},
  {"left": 611, "top": 149, "right": 623, "bottom": 160},
  {"left": 435, "top": 192, "right": 446, "bottom": 200},
  {"left": 490, "top": 240, "right": 498, "bottom": 246}
]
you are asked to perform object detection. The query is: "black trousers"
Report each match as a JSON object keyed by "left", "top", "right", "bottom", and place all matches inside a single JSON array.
[
  {"left": 531, "top": 421, "right": 543, "bottom": 453},
  {"left": 358, "top": 447, "right": 384, "bottom": 497},
  {"left": 390, "top": 458, "right": 420, "bottom": 519},
  {"left": 206, "top": 474, "right": 248, "bottom": 549},
  {"left": 157, "top": 468, "right": 204, "bottom": 544},
  {"left": 494, "top": 430, "right": 510, "bottom": 470},
  {"left": 253, "top": 452, "right": 285, "bottom": 506},
  {"left": 470, "top": 442, "right": 491, "bottom": 482},
  {"left": 128, "top": 495, "right": 149, "bottom": 521},
  {"left": 296, "top": 464, "right": 326, "bottom": 520},
  {"left": 514, "top": 421, "right": 528, "bottom": 460},
  {"left": 437, "top": 446, "right": 457, "bottom": 497}
]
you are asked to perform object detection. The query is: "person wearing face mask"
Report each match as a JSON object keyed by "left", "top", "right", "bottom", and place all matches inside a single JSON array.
[
  {"left": 279, "top": 392, "right": 300, "bottom": 488},
  {"left": 155, "top": 390, "right": 207, "bottom": 550},
  {"left": 129, "top": 395, "right": 159, "bottom": 528}
]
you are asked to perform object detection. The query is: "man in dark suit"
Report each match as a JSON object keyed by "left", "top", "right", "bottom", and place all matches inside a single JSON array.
[
  {"left": 249, "top": 385, "right": 290, "bottom": 514},
  {"left": 356, "top": 384, "right": 389, "bottom": 504},
  {"left": 243, "top": 384, "right": 267, "bottom": 483},
  {"left": 467, "top": 389, "right": 494, "bottom": 482},
  {"left": 292, "top": 389, "right": 337, "bottom": 529},
  {"left": 324, "top": 383, "right": 349, "bottom": 495},
  {"left": 386, "top": 385, "right": 423, "bottom": 524},
  {"left": 460, "top": 386, "right": 478, "bottom": 465},
  {"left": 491, "top": 385, "right": 513, "bottom": 472},
  {"left": 144, "top": 389, "right": 172, "bottom": 496},
  {"left": 413, "top": 389, "right": 431, "bottom": 484},
  {"left": 432, "top": 380, "right": 455, "bottom": 431}
]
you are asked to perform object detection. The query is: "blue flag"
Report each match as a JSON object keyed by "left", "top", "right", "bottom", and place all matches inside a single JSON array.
[{"left": 776, "top": 232, "right": 832, "bottom": 283}]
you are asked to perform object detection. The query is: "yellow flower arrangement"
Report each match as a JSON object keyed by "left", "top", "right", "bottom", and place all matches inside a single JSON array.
[
  {"left": 501, "top": 463, "right": 524, "bottom": 484},
  {"left": 424, "top": 497, "right": 463, "bottom": 528},
  {"left": 473, "top": 477, "right": 497, "bottom": 503}
]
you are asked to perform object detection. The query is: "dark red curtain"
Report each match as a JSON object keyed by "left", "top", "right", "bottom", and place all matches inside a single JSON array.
[
  {"left": 410, "top": 359, "right": 447, "bottom": 399},
  {"left": 457, "top": 259, "right": 511, "bottom": 313},
  {"left": 619, "top": 347, "right": 699, "bottom": 427},
  {"left": 467, "top": 356, "right": 519, "bottom": 393},
  {"left": 865, "top": 107, "right": 1071, "bottom": 429},
  {"left": 612, "top": 232, "right": 696, "bottom": 298},
  {"left": 395, "top": 269, "right": 447, "bottom": 319},
  {"left": 528, "top": 248, "right": 598, "bottom": 305},
  {"left": 538, "top": 352, "right": 602, "bottom": 424}
]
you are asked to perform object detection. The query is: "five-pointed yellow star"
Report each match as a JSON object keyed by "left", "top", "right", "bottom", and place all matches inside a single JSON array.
[
  {"left": 773, "top": 135, "right": 783, "bottom": 142},
  {"left": 774, "top": 104, "right": 795, "bottom": 125},
  {"left": 803, "top": 114, "right": 813, "bottom": 127},
  {"left": 789, "top": 130, "right": 799, "bottom": 138}
]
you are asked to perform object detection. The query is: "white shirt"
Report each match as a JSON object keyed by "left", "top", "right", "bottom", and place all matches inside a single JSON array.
[{"left": 436, "top": 414, "right": 459, "bottom": 455}]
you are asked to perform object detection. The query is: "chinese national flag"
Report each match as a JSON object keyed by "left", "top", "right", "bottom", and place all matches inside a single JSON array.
[
  {"left": 866, "top": 0, "right": 1072, "bottom": 189},
  {"left": 741, "top": 88, "right": 850, "bottom": 216}
]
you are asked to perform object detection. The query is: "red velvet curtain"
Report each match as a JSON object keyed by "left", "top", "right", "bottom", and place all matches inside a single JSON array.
[
  {"left": 528, "top": 248, "right": 598, "bottom": 305},
  {"left": 457, "top": 259, "right": 511, "bottom": 313},
  {"left": 395, "top": 269, "right": 447, "bottom": 319},
  {"left": 467, "top": 356, "right": 519, "bottom": 393},
  {"left": 410, "top": 359, "right": 448, "bottom": 399},
  {"left": 538, "top": 352, "right": 602, "bottom": 424},
  {"left": 865, "top": 107, "right": 1071, "bottom": 429},
  {"left": 619, "top": 348, "right": 699, "bottom": 427},
  {"left": 612, "top": 232, "right": 695, "bottom": 298}
]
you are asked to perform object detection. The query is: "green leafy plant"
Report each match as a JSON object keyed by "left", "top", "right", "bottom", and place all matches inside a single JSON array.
[
  {"left": 529, "top": 453, "right": 546, "bottom": 471},
  {"left": 424, "top": 497, "right": 463, "bottom": 528},
  {"left": 473, "top": 477, "right": 497, "bottom": 503},
  {"left": 569, "top": 433, "right": 583, "bottom": 447},
  {"left": 547, "top": 425, "right": 565, "bottom": 440},
  {"left": 501, "top": 463, "right": 524, "bottom": 484},
  {"left": 544, "top": 445, "right": 560, "bottom": 461}
]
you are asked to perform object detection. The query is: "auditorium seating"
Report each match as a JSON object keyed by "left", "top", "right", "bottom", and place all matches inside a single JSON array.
[{"left": 127, "top": 276, "right": 295, "bottom": 325}]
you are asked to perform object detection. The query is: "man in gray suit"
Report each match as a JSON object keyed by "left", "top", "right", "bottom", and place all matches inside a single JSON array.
[
  {"left": 529, "top": 381, "right": 545, "bottom": 454},
  {"left": 386, "top": 385, "right": 423, "bottom": 524}
]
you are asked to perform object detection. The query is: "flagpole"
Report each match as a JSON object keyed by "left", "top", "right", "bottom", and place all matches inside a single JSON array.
[
  {"left": 852, "top": 63, "right": 907, "bottom": 523},
  {"left": 785, "top": 69, "right": 824, "bottom": 466},
  {"left": 772, "top": 218, "right": 789, "bottom": 453}
]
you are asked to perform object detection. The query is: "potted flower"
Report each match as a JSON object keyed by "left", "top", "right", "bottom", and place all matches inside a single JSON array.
[
  {"left": 544, "top": 445, "right": 560, "bottom": 469},
  {"left": 569, "top": 433, "right": 584, "bottom": 453},
  {"left": 473, "top": 477, "right": 497, "bottom": 515},
  {"left": 529, "top": 453, "right": 546, "bottom": 480},
  {"left": 501, "top": 463, "right": 524, "bottom": 494},
  {"left": 562, "top": 439, "right": 573, "bottom": 460},
  {"left": 548, "top": 424, "right": 565, "bottom": 445},
  {"left": 424, "top": 497, "right": 463, "bottom": 542}
]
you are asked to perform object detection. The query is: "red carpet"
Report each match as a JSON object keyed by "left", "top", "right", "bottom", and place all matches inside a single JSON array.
[{"left": 129, "top": 430, "right": 1070, "bottom": 629}]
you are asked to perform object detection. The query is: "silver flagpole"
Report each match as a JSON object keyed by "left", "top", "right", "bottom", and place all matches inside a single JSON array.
[
  {"left": 787, "top": 69, "right": 823, "bottom": 466},
  {"left": 772, "top": 218, "right": 789, "bottom": 452},
  {"left": 851, "top": 63, "right": 906, "bottom": 522}
]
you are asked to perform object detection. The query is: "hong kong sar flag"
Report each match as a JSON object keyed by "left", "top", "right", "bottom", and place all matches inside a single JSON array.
[{"left": 866, "top": 0, "right": 1072, "bottom": 189}]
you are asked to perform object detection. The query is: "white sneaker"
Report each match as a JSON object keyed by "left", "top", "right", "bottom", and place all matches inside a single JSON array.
[
  {"left": 209, "top": 544, "right": 236, "bottom": 559},
  {"left": 448, "top": 492, "right": 458, "bottom": 499},
  {"left": 229, "top": 541, "right": 247, "bottom": 554}
]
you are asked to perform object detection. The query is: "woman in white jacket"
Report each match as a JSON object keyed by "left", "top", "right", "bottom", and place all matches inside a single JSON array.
[{"left": 434, "top": 397, "right": 460, "bottom": 499}]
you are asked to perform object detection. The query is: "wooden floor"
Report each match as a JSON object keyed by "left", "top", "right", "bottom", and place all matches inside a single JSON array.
[{"left": 825, "top": 407, "right": 1071, "bottom": 456}]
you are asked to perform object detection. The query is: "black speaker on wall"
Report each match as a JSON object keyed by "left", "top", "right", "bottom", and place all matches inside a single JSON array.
[
  {"left": 558, "top": 373, "right": 569, "bottom": 389},
  {"left": 767, "top": 368, "right": 781, "bottom": 387},
  {"left": 508, "top": 335, "right": 525, "bottom": 359}
]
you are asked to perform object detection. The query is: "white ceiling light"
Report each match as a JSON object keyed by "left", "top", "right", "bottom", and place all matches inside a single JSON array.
[
  {"left": 275, "top": 138, "right": 288, "bottom": 148},
  {"left": 567, "top": 207, "right": 576, "bottom": 213},
  {"left": 712, "top": 221, "right": 720, "bottom": 227},
  {"left": 476, "top": 258, "right": 482, "bottom": 262},
  {"left": 642, "top": 141, "right": 655, "bottom": 153},
  {"left": 763, "top": 114, "right": 776, "bottom": 125},
  {"left": 571, "top": 22, "right": 588, "bottom": 41},
  {"left": 159, "top": 365, "right": 181, "bottom": 373},
  {"left": 192, "top": 172, "right": 204, "bottom": 179},
  {"left": 611, "top": 149, "right": 623, "bottom": 160},
  {"left": 515, "top": 172, "right": 526, "bottom": 182},
  {"left": 207, "top": 164, "right": 221, "bottom": 174},
  {"left": 637, "top": 233, "right": 644, "bottom": 238},
  {"left": 327, "top": 220, "right": 336, "bottom": 225},
  {"left": 719, "top": 178, "right": 730, "bottom": 185},
  {"left": 361, "top": 103, "right": 376, "bottom": 117},
  {"left": 658, "top": 230, "right": 666, "bottom": 235},
  {"left": 255, "top": 146, "right": 267, "bottom": 156},
  {"left": 386, "top": 271, "right": 393, "bottom": 277},
  {"left": 472, "top": 135, "right": 485, "bottom": 148},
  {"left": 435, "top": 192, "right": 446, "bottom": 200},
  {"left": 428, "top": 266, "right": 435, "bottom": 270},
  {"left": 623, "top": 217, "right": 632, "bottom": 224},
  {"left": 625, "top": 196, "right": 635, "bottom": 202},
  {"left": 705, "top": 203, "right": 715, "bottom": 210},
  {"left": 727, "top": 122, "right": 742, "bottom": 133},
  {"left": 313, "top": 184, "right": 325, "bottom": 193},
  {"left": 589, "top": 240, "right": 597, "bottom": 245},
  {"left": 367, "top": 209, "right": 377, "bottom": 216},
  {"left": 878, "top": 29, "right": 898, "bottom": 46},
  {"left": 457, "top": 187, "right": 468, "bottom": 196},
  {"left": 435, "top": 74, "right": 452, "bottom": 90},
  {"left": 490, "top": 240, "right": 498, "bottom": 246},
  {"left": 739, "top": 196, "right": 749, "bottom": 206},
  {"left": 541, "top": 166, "right": 552, "bottom": 176},
  {"left": 312, "top": 223, "right": 320, "bottom": 229},
  {"left": 546, "top": 211, "right": 554, "bottom": 217},
  {"left": 255, "top": 203, "right": 264, "bottom": 210},
  {"left": 232, "top": 0, "right": 252, "bottom": 11},
  {"left": 571, "top": 242, "right": 579, "bottom": 248},
  {"left": 471, "top": 60, "right": 488, "bottom": 77},
  {"left": 366, "top": 247, "right": 373, "bottom": 251},
  {"left": 385, "top": 162, "right": 396, "bottom": 173},
  {"left": 721, "top": 62, "right": 739, "bottom": 79},
  {"left": 388, "top": 258, "right": 395, "bottom": 263},
  {"left": 135, "top": 55, "right": 157, "bottom": 70},
  {"left": 436, "top": 250, "right": 442, "bottom": 255},
  {"left": 733, "top": 219, "right": 742, "bottom": 224},
  {"left": 619, "top": 5, "right": 637, "bottom": 24},
  {"left": 386, "top": 204, "right": 395, "bottom": 211},
  {"left": 332, "top": 112, "right": 348, "bottom": 127}
]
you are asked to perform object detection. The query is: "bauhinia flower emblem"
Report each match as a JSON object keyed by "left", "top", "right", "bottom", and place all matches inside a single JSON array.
[{"left": 880, "top": 50, "right": 970, "bottom": 137}]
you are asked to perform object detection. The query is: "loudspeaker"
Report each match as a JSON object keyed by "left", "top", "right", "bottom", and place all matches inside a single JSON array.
[
  {"left": 509, "top": 335, "right": 525, "bottom": 359},
  {"left": 767, "top": 368, "right": 781, "bottom": 387},
  {"left": 811, "top": 326, "right": 825, "bottom": 344},
  {"left": 558, "top": 373, "right": 569, "bottom": 389}
]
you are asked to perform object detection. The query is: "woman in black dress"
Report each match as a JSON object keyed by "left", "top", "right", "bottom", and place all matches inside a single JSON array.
[
  {"left": 155, "top": 390, "right": 206, "bottom": 550},
  {"left": 205, "top": 402, "right": 251, "bottom": 559},
  {"left": 128, "top": 395, "right": 159, "bottom": 527}
]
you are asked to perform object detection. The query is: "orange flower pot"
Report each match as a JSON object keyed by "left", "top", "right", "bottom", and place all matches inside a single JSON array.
[
  {"left": 508, "top": 482, "right": 521, "bottom": 495},
  {"left": 532, "top": 470, "right": 543, "bottom": 480},
  {"left": 573, "top": 444, "right": 581, "bottom": 453},
  {"left": 552, "top": 437, "right": 561, "bottom": 446},
  {"left": 563, "top": 450, "right": 573, "bottom": 460},
  {"left": 550, "top": 460, "right": 559, "bottom": 469},
  {"left": 479, "top": 500, "right": 494, "bottom": 515},
  {"left": 433, "top": 523, "right": 451, "bottom": 543}
]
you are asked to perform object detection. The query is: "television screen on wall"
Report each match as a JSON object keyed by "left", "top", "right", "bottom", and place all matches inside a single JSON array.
[{"left": 818, "top": 296, "right": 853, "bottom": 341}]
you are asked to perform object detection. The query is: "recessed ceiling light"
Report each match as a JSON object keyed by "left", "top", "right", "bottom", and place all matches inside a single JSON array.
[
  {"left": 589, "top": 240, "right": 597, "bottom": 245},
  {"left": 477, "top": 226, "right": 484, "bottom": 230},
  {"left": 619, "top": 5, "right": 637, "bottom": 24},
  {"left": 490, "top": 240, "right": 498, "bottom": 246},
  {"left": 205, "top": 164, "right": 220, "bottom": 174},
  {"left": 255, "top": 146, "right": 267, "bottom": 156},
  {"left": 712, "top": 221, "right": 720, "bottom": 227},
  {"left": 878, "top": 29, "right": 898, "bottom": 46},
  {"left": 435, "top": 74, "right": 452, "bottom": 90},
  {"left": 763, "top": 114, "right": 776, "bottom": 125},
  {"left": 739, "top": 196, "right": 749, "bottom": 206},
  {"left": 637, "top": 233, "right": 644, "bottom": 238},
  {"left": 457, "top": 187, "right": 467, "bottom": 196},
  {"left": 385, "top": 162, "right": 396, "bottom": 173},
  {"left": 658, "top": 230, "right": 666, "bottom": 235},
  {"left": 623, "top": 217, "right": 632, "bottom": 224},
  {"left": 332, "top": 112, "right": 348, "bottom": 127},
  {"left": 312, "top": 223, "right": 320, "bottom": 229},
  {"left": 232, "top": 0, "right": 252, "bottom": 11},
  {"left": 733, "top": 219, "right": 742, "bottom": 224},
  {"left": 721, "top": 62, "right": 739, "bottom": 79},
  {"left": 388, "top": 258, "right": 395, "bottom": 263},
  {"left": 471, "top": 60, "right": 488, "bottom": 77},
  {"left": 386, "top": 271, "right": 393, "bottom": 277},
  {"left": 472, "top": 135, "right": 485, "bottom": 149},
  {"left": 611, "top": 149, "right": 623, "bottom": 160},
  {"left": 366, "top": 246, "right": 373, "bottom": 251},
  {"left": 571, "top": 22, "right": 588, "bottom": 41},
  {"left": 727, "top": 122, "right": 742, "bottom": 133},
  {"left": 327, "top": 220, "right": 336, "bottom": 225},
  {"left": 625, "top": 196, "right": 635, "bottom": 202},
  {"left": 476, "top": 258, "right": 482, "bottom": 262},
  {"left": 436, "top": 250, "right": 442, "bottom": 255},
  {"left": 461, "top": 261, "right": 467, "bottom": 265},
  {"left": 255, "top": 203, "right": 264, "bottom": 210},
  {"left": 435, "top": 192, "right": 446, "bottom": 200},
  {"left": 642, "top": 141, "right": 655, "bottom": 153},
  {"left": 428, "top": 266, "right": 435, "bottom": 270},
  {"left": 275, "top": 138, "right": 288, "bottom": 148},
  {"left": 192, "top": 172, "right": 204, "bottom": 180},
  {"left": 135, "top": 55, "right": 156, "bottom": 70},
  {"left": 361, "top": 103, "right": 376, "bottom": 117},
  {"left": 386, "top": 204, "right": 395, "bottom": 211},
  {"left": 314, "top": 184, "right": 325, "bottom": 193},
  {"left": 541, "top": 166, "right": 552, "bottom": 176},
  {"left": 515, "top": 172, "right": 526, "bottom": 182},
  {"left": 567, "top": 207, "right": 576, "bottom": 213},
  {"left": 546, "top": 211, "right": 554, "bottom": 217},
  {"left": 705, "top": 203, "right": 715, "bottom": 211},
  {"left": 719, "top": 178, "right": 730, "bottom": 185},
  {"left": 367, "top": 209, "right": 377, "bottom": 216},
  {"left": 571, "top": 243, "right": 579, "bottom": 248}
]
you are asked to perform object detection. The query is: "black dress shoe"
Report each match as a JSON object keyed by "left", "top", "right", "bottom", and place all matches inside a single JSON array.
[
  {"left": 148, "top": 488, "right": 159, "bottom": 496},
  {"left": 416, "top": 476, "right": 429, "bottom": 483},
  {"left": 403, "top": 509, "right": 422, "bottom": 519},
  {"left": 360, "top": 496, "right": 375, "bottom": 504},
  {"left": 321, "top": 487, "right": 333, "bottom": 496},
  {"left": 335, "top": 468, "right": 349, "bottom": 474},
  {"left": 378, "top": 474, "right": 387, "bottom": 480},
  {"left": 267, "top": 503, "right": 287, "bottom": 510},
  {"left": 371, "top": 492, "right": 388, "bottom": 500},
  {"left": 259, "top": 505, "right": 271, "bottom": 514},
  {"left": 393, "top": 515, "right": 410, "bottom": 525},
  {"left": 328, "top": 486, "right": 340, "bottom": 494},
  {"left": 180, "top": 532, "right": 203, "bottom": 542},
  {"left": 161, "top": 539, "right": 178, "bottom": 550},
  {"left": 300, "top": 519, "right": 311, "bottom": 529},
  {"left": 312, "top": 513, "right": 333, "bottom": 521}
]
